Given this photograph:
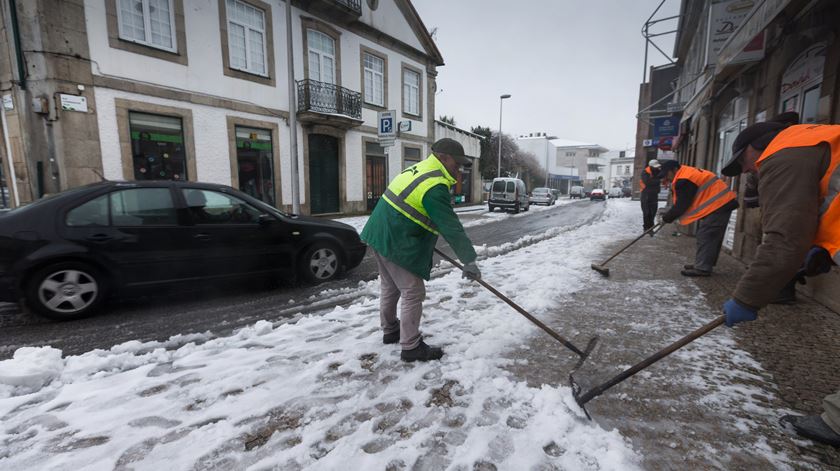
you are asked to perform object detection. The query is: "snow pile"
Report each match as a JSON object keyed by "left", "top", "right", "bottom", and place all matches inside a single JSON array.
[
  {"left": 0, "top": 347, "right": 64, "bottom": 395},
  {"left": 1, "top": 201, "right": 641, "bottom": 470}
]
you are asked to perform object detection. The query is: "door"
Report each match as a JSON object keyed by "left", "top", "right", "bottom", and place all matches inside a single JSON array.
[
  {"left": 366, "top": 156, "right": 386, "bottom": 211},
  {"left": 309, "top": 134, "right": 340, "bottom": 214},
  {"left": 181, "top": 188, "right": 295, "bottom": 278},
  {"left": 61, "top": 187, "right": 197, "bottom": 287}
]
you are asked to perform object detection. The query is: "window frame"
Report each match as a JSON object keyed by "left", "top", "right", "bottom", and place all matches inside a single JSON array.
[
  {"left": 225, "top": 0, "right": 269, "bottom": 77},
  {"left": 226, "top": 116, "right": 282, "bottom": 207},
  {"left": 301, "top": 18, "right": 342, "bottom": 87},
  {"left": 307, "top": 29, "right": 337, "bottom": 84},
  {"left": 402, "top": 143, "right": 422, "bottom": 170},
  {"left": 401, "top": 63, "right": 423, "bottom": 118},
  {"left": 106, "top": 0, "right": 188, "bottom": 65},
  {"left": 361, "top": 46, "right": 388, "bottom": 109},
  {"left": 218, "top": 0, "right": 275, "bottom": 86},
  {"left": 115, "top": 0, "right": 178, "bottom": 53}
]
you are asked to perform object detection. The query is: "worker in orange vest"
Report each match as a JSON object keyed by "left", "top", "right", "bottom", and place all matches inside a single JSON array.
[
  {"left": 639, "top": 159, "right": 662, "bottom": 234},
  {"left": 721, "top": 116, "right": 840, "bottom": 448},
  {"left": 657, "top": 160, "right": 738, "bottom": 276}
]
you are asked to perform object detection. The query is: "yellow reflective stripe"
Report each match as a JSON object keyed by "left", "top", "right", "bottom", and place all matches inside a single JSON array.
[
  {"left": 383, "top": 189, "right": 439, "bottom": 234},
  {"left": 398, "top": 170, "right": 445, "bottom": 199}
]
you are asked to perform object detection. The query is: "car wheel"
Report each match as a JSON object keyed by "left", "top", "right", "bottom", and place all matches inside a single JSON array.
[
  {"left": 488, "top": 205, "right": 494, "bottom": 212},
  {"left": 300, "top": 242, "right": 342, "bottom": 284},
  {"left": 513, "top": 202, "right": 520, "bottom": 214},
  {"left": 25, "top": 262, "right": 106, "bottom": 321}
]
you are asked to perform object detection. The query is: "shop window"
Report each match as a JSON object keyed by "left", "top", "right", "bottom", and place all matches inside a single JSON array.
[
  {"left": 779, "top": 42, "right": 825, "bottom": 124},
  {"left": 235, "top": 126, "right": 275, "bottom": 206},
  {"left": 363, "top": 52, "right": 385, "bottom": 107},
  {"left": 226, "top": 0, "right": 267, "bottom": 76},
  {"left": 182, "top": 189, "right": 262, "bottom": 224},
  {"left": 403, "top": 146, "right": 421, "bottom": 169},
  {"left": 110, "top": 188, "right": 178, "bottom": 226},
  {"left": 402, "top": 66, "right": 421, "bottom": 116},
  {"left": 716, "top": 96, "right": 748, "bottom": 175},
  {"left": 130, "top": 112, "right": 187, "bottom": 181},
  {"left": 308, "top": 30, "right": 336, "bottom": 84},
  {"left": 117, "top": 0, "right": 176, "bottom": 52}
]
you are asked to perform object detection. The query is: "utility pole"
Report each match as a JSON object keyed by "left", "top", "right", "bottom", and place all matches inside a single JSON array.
[{"left": 497, "top": 94, "right": 510, "bottom": 178}]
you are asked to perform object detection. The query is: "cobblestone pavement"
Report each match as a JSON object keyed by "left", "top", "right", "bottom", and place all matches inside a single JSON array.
[{"left": 505, "top": 223, "right": 840, "bottom": 470}]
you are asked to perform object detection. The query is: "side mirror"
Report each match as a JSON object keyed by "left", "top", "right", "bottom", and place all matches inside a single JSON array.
[{"left": 258, "top": 214, "right": 274, "bottom": 226}]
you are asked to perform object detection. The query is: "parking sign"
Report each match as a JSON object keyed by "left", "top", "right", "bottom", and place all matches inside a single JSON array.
[{"left": 378, "top": 110, "right": 396, "bottom": 139}]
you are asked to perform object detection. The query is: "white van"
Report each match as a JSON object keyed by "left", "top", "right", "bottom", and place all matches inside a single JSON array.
[{"left": 488, "top": 177, "right": 530, "bottom": 213}]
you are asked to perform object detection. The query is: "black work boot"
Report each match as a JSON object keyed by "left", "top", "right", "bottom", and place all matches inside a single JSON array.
[
  {"left": 400, "top": 341, "right": 444, "bottom": 362},
  {"left": 681, "top": 267, "right": 711, "bottom": 277},
  {"left": 780, "top": 415, "right": 840, "bottom": 447},
  {"left": 684, "top": 264, "right": 694, "bottom": 270},
  {"left": 383, "top": 321, "right": 400, "bottom": 344},
  {"left": 770, "top": 280, "right": 797, "bottom": 305}
]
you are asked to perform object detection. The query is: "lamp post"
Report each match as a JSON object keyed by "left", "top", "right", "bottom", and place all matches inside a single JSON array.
[{"left": 497, "top": 94, "right": 511, "bottom": 178}]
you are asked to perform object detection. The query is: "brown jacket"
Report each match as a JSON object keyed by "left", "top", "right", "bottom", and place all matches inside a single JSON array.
[{"left": 733, "top": 144, "right": 831, "bottom": 308}]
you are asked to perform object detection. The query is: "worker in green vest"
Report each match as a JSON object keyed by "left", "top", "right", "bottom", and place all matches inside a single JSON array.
[{"left": 361, "top": 138, "right": 480, "bottom": 362}]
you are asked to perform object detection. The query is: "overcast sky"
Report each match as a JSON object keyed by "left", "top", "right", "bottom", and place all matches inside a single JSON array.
[{"left": 412, "top": 0, "right": 681, "bottom": 151}]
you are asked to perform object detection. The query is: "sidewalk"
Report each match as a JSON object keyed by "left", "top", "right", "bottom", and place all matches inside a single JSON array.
[{"left": 505, "top": 224, "right": 840, "bottom": 470}]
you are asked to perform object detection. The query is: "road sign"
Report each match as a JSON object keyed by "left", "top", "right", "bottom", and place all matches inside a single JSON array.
[
  {"left": 378, "top": 110, "right": 396, "bottom": 139},
  {"left": 379, "top": 138, "right": 395, "bottom": 148},
  {"left": 398, "top": 120, "right": 412, "bottom": 132}
]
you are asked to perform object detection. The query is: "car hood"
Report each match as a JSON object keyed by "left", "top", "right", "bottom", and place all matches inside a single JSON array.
[{"left": 285, "top": 214, "right": 356, "bottom": 233}]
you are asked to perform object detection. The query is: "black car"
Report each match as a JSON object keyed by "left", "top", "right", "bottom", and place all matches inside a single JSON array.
[{"left": 0, "top": 181, "right": 366, "bottom": 320}]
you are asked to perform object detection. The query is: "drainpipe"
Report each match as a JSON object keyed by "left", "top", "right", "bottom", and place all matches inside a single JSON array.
[
  {"left": 8, "top": 0, "right": 26, "bottom": 90},
  {"left": 285, "top": 0, "right": 300, "bottom": 215},
  {"left": 1, "top": 105, "right": 20, "bottom": 207}
]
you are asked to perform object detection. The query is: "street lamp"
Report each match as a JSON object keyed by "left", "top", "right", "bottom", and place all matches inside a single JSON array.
[{"left": 497, "top": 94, "right": 511, "bottom": 178}]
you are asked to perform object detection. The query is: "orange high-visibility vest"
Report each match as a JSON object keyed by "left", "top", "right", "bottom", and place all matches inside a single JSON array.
[
  {"left": 670, "top": 165, "right": 737, "bottom": 225},
  {"left": 757, "top": 124, "right": 840, "bottom": 264},
  {"left": 640, "top": 167, "right": 652, "bottom": 191}
]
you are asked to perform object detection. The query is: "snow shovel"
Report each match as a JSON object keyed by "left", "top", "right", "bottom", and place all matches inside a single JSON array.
[
  {"left": 570, "top": 315, "right": 725, "bottom": 419},
  {"left": 590, "top": 223, "right": 663, "bottom": 277},
  {"left": 434, "top": 248, "right": 599, "bottom": 368}
]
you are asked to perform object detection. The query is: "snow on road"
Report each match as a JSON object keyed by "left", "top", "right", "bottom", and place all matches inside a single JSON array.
[{"left": 2, "top": 201, "right": 643, "bottom": 470}]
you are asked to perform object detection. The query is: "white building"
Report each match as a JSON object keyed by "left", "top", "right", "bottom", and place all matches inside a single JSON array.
[
  {"left": 0, "top": 0, "right": 443, "bottom": 215},
  {"left": 605, "top": 151, "right": 635, "bottom": 189},
  {"left": 434, "top": 120, "right": 482, "bottom": 203},
  {"left": 516, "top": 133, "right": 580, "bottom": 192},
  {"left": 548, "top": 139, "right": 608, "bottom": 190}
]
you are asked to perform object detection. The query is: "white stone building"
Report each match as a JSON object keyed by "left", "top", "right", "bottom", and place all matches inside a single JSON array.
[
  {"left": 0, "top": 0, "right": 443, "bottom": 215},
  {"left": 515, "top": 133, "right": 580, "bottom": 193}
]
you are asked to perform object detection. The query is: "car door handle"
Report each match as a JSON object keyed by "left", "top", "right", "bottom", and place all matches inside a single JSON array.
[
  {"left": 193, "top": 233, "right": 211, "bottom": 241},
  {"left": 86, "top": 233, "right": 113, "bottom": 243}
]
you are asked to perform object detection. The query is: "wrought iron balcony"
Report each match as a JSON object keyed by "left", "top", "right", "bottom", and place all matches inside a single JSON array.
[
  {"left": 302, "top": 0, "right": 361, "bottom": 24},
  {"left": 297, "top": 79, "right": 363, "bottom": 128}
]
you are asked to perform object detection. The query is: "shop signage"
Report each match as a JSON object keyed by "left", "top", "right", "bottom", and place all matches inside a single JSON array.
[
  {"left": 652, "top": 114, "right": 681, "bottom": 139},
  {"left": 666, "top": 102, "right": 686, "bottom": 113},
  {"left": 643, "top": 139, "right": 654, "bottom": 147},
  {"left": 706, "top": 0, "right": 755, "bottom": 66},
  {"left": 2, "top": 94, "right": 12, "bottom": 111},
  {"left": 398, "top": 120, "right": 412, "bottom": 132},
  {"left": 717, "top": 0, "right": 791, "bottom": 69},
  {"left": 657, "top": 137, "right": 674, "bottom": 151},
  {"left": 59, "top": 94, "right": 88, "bottom": 112}
]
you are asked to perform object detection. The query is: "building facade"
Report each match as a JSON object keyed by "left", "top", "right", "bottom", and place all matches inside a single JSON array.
[
  {"left": 550, "top": 139, "right": 608, "bottom": 190},
  {"left": 607, "top": 151, "right": 634, "bottom": 190},
  {"left": 434, "top": 120, "right": 482, "bottom": 204},
  {"left": 0, "top": 0, "right": 442, "bottom": 216},
  {"left": 666, "top": 0, "right": 840, "bottom": 310}
]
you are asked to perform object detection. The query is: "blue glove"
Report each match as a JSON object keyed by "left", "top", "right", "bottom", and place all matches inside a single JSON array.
[{"left": 724, "top": 299, "right": 757, "bottom": 327}]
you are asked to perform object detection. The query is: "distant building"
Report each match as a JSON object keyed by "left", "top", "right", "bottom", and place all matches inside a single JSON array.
[
  {"left": 550, "top": 139, "right": 608, "bottom": 190},
  {"left": 434, "top": 120, "right": 481, "bottom": 204},
  {"left": 606, "top": 151, "right": 635, "bottom": 189}
]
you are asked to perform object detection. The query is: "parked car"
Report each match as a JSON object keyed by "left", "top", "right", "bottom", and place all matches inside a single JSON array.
[
  {"left": 0, "top": 181, "right": 367, "bottom": 320},
  {"left": 608, "top": 187, "right": 623, "bottom": 199},
  {"left": 590, "top": 189, "right": 606, "bottom": 201},
  {"left": 529, "top": 187, "right": 556, "bottom": 206},
  {"left": 488, "top": 177, "right": 530, "bottom": 213},
  {"left": 569, "top": 186, "right": 586, "bottom": 199}
]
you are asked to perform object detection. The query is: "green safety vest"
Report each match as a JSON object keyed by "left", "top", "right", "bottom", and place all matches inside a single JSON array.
[{"left": 382, "top": 155, "right": 456, "bottom": 235}]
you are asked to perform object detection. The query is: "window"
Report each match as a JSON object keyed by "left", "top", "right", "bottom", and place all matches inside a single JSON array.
[
  {"left": 235, "top": 126, "right": 275, "bottom": 205},
  {"left": 624, "top": 165, "right": 630, "bottom": 175},
  {"left": 565, "top": 151, "right": 575, "bottom": 157},
  {"left": 363, "top": 52, "right": 385, "bottom": 107},
  {"left": 66, "top": 195, "right": 110, "bottom": 227},
  {"left": 587, "top": 164, "right": 601, "bottom": 172},
  {"left": 226, "top": 0, "right": 267, "bottom": 76},
  {"left": 308, "top": 30, "right": 336, "bottom": 84},
  {"left": 403, "top": 67, "right": 420, "bottom": 116},
  {"left": 117, "top": 0, "right": 176, "bottom": 52},
  {"left": 130, "top": 112, "right": 188, "bottom": 181},
  {"left": 403, "top": 146, "right": 422, "bottom": 169},
  {"left": 182, "top": 189, "right": 262, "bottom": 224},
  {"left": 110, "top": 188, "right": 178, "bottom": 226}
]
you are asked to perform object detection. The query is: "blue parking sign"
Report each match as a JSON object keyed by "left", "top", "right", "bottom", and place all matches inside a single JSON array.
[{"left": 378, "top": 110, "right": 396, "bottom": 138}]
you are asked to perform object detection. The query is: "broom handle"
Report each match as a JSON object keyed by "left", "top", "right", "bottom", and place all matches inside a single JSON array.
[
  {"left": 576, "top": 315, "right": 725, "bottom": 405},
  {"left": 597, "top": 223, "right": 662, "bottom": 266},
  {"left": 434, "top": 248, "right": 585, "bottom": 357}
]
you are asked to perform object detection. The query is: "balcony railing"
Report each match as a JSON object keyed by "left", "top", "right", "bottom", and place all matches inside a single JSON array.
[
  {"left": 297, "top": 79, "right": 362, "bottom": 121},
  {"left": 332, "top": 0, "right": 361, "bottom": 13}
]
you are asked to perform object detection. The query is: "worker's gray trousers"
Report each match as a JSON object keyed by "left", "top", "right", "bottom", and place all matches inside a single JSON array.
[
  {"left": 694, "top": 208, "right": 733, "bottom": 272},
  {"left": 823, "top": 390, "right": 840, "bottom": 434},
  {"left": 373, "top": 250, "right": 425, "bottom": 350}
]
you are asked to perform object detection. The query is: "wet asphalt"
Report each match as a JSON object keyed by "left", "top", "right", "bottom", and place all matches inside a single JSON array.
[{"left": 0, "top": 200, "right": 606, "bottom": 359}]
